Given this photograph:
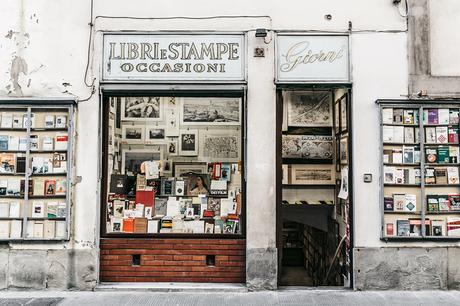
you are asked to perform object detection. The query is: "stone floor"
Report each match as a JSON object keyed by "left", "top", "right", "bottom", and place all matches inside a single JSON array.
[{"left": 1, "top": 289, "right": 460, "bottom": 305}]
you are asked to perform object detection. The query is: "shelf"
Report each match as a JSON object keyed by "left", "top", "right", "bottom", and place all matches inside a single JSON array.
[
  {"left": 383, "top": 163, "right": 420, "bottom": 166},
  {"left": 0, "top": 150, "right": 27, "bottom": 153},
  {"left": 29, "top": 150, "right": 67, "bottom": 154},
  {"left": 0, "top": 217, "right": 23, "bottom": 220},
  {"left": 424, "top": 143, "right": 460, "bottom": 146},
  {"left": 426, "top": 211, "right": 460, "bottom": 214},
  {"left": 384, "top": 211, "right": 421, "bottom": 214},
  {"left": 382, "top": 236, "right": 460, "bottom": 241},
  {"left": 31, "top": 128, "right": 68, "bottom": 132},
  {"left": 423, "top": 124, "right": 458, "bottom": 127},
  {"left": 425, "top": 163, "right": 459, "bottom": 166},
  {"left": 383, "top": 142, "right": 419, "bottom": 146},
  {"left": 0, "top": 173, "right": 25, "bottom": 176},
  {"left": 424, "top": 184, "right": 460, "bottom": 187},
  {"left": 29, "top": 195, "right": 66, "bottom": 199},
  {"left": 30, "top": 173, "right": 67, "bottom": 177},
  {"left": 0, "top": 195, "right": 23, "bottom": 199},
  {"left": 282, "top": 184, "right": 335, "bottom": 188},
  {"left": 384, "top": 184, "right": 421, "bottom": 187},
  {"left": 0, "top": 128, "right": 26, "bottom": 131},
  {"left": 26, "top": 217, "right": 66, "bottom": 220},
  {"left": 381, "top": 123, "right": 418, "bottom": 126}
]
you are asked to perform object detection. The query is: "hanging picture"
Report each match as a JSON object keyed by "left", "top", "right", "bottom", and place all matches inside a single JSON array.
[
  {"left": 291, "top": 164, "right": 335, "bottom": 185},
  {"left": 340, "top": 135, "right": 348, "bottom": 164},
  {"left": 181, "top": 98, "right": 241, "bottom": 125},
  {"left": 334, "top": 96, "right": 341, "bottom": 135},
  {"left": 165, "top": 107, "right": 180, "bottom": 137},
  {"left": 201, "top": 133, "right": 240, "bottom": 161},
  {"left": 167, "top": 140, "right": 178, "bottom": 156},
  {"left": 145, "top": 127, "right": 165, "bottom": 141},
  {"left": 121, "top": 125, "right": 144, "bottom": 143},
  {"left": 179, "top": 130, "right": 199, "bottom": 156},
  {"left": 173, "top": 162, "right": 208, "bottom": 178},
  {"left": 282, "top": 164, "right": 289, "bottom": 184},
  {"left": 286, "top": 91, "right": 333, "bottom": 127},
  {"left": 340, "top": 93, "right": 348, "bottom": 133},
  {"left": 121, "top": 97, "right": 163, "bottom": 121},
  {"left": 282, "top": 135, "right": 333, "bottom": 159},
  {"left": 121, "top": 149, "right": 162, "bottom": 175}
]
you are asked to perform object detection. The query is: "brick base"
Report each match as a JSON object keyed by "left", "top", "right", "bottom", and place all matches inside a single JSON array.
[{"left": 100, "top": 238, "right": 246, "bottom": 283}]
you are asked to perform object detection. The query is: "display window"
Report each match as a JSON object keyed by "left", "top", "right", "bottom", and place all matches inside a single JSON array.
[{"left": 102, "top": 93, "right": 245, "bottom": 236}]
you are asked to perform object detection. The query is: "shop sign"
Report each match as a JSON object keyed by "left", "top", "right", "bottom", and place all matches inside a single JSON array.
[
  {"left": 103, "top": 33, "right": 245, "bottom": 82},
  {"left": 276, "top": 35, "right": 349, "bottom": 82}
]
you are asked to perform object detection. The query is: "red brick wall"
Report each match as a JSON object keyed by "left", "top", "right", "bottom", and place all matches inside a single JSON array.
[{"left": 100, "top": 238, "right": 246, "bottom": 283}]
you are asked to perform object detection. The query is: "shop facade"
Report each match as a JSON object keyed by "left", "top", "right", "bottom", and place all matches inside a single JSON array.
[{"left": 2, "top": 0, "right": 459, "bottom": 291}]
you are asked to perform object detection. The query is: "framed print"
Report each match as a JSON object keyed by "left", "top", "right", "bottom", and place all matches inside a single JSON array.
[
  {"left": 180, "top": 97, "right": 241, "bottom": 125},
  {"left": 282, "top": 94, "right": 288, "bottom": 132},
  {"left": 179, "top": 130, "right": 199, "bottom": 156},
  {"left": 173, "top": 162, "right": 207, "bottom": 178},
  {"left": 201, "top": 133, "right": 240, "bottom": 161},
  {"left": 335, "top": 138, "right": 341, "bottom": 173},
  {"left": 286, "top": 91, "right": 333, "bottom": 127},
  {"left": 334, "top": 96, "right": 341, "bottom": 135},
  {"left": 339, "top": 93, "right": 348, "bottom": 133},
  {"left": 121, "top": 125, "right": 144, "bottom": 143},
  {"left": 121, "top": 96, "right": 163, "bottom": 121},
  {"left": 165, "top": 107, "right": 180, "bottom": 137},
  {"left": 340, "top": 135, "right": 348, "bottom": 164},
  {"left": 184, "top": 173, "right": 210, "bottom": 196},
  {"left": 145, "top": 126, "right": 165, "bottom": 141},
  {"left": 121, "top": 149, "right": 162, "bottom": 175},
  {"left": 282, "top": 164, "right": 289, "bottom": 184},
  {"left": 167, "top": 140, "right": 178, "bottom": 156},
  {"left": 291, "top": 164, "right": 335, "bottom": 185},
  {"left": 282, "top": 135, "right": 333, "bottom": 159}
]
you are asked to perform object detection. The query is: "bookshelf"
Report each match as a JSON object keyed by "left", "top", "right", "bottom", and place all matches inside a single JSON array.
[
  {"left": 0, "top": 102, "right": 74, "bottom": 241},
  {"left": 378, "top": 100, "right": 460, "bottom": 239}
]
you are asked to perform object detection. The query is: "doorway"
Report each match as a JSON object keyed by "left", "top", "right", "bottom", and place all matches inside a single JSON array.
[{"left": 276, "top": 85, "right": 353, "bottom": 287}]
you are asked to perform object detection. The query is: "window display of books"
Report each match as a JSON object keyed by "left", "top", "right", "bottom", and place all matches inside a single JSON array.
[
  {"left": 380, "top": 102, "right": 460, "bottom": 239},
  {"left": 0, "top": 105, "right": 72, "bottom": 240}
]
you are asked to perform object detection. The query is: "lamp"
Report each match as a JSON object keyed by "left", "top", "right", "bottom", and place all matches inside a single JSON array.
[{"left": 255, "top": 28, "right": 268, "bottom": 38}]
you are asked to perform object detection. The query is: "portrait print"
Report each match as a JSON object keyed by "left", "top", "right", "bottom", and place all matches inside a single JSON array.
[
  {"left": 181, "top": 98, "right": 241, "bottom": 125},
  {"left": 121, "top": 97, "right": 163, "bottom": 121}
]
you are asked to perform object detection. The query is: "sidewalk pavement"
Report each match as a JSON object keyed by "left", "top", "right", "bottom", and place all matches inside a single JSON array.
[{"left": 1, "top": 289, "right": 460, "bottom": 306}]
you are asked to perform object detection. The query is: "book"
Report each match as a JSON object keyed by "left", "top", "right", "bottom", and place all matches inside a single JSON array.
[
  {"left": 0, "top": 221, "right": 9, "bottom": 238},
  {"left": 447, "top": 167, "right": 459, "bottom": 184},
  {"left": 32, "top": 201, "right": 45, "bottom": 218},
  {"left": 0, "top": 202, "right": 9, "bottom": 217},
  {"left": 6, "top": 179, "right": 20, "bottom": 196},
  {"left": 33, "top": 179, "right": 45, "bottom": 196},
  {"left": 448, "top": 127, "right": 459, "bottom": 143},
  {"left": 16, "top": 156, "right": 26, "bottom": 173},
  {"left": 393, "top": 126, "right": 404, "bottom": 143},
  {"left": 450, "top": 109, "right": 459, "bottom": 124},
  {"left": 29, "top": 135, "right": 39, "bottom": 150},
  {"left": 437, "top": 146, "right": 450, "bottom": 163},
  {"left": 0, "top": 136, "right": 8, "bottom": 150},
  {"left": 9, "top": 220, "right": 21, "bottom": 238},
  {"left": 425, "top": 148, "right": 437, "bottom": 163},
  {"left": 32, "top": 157, "right": 53, "bottom": 174},
  {"left": 110, "top": 174, "right": 127, "bottom": 194},
  {"left": 42, "top": 137, "right": 54, "bottom": 151},
  {"left": 397, "top": 220, "right": 410, "bottom": 236},
  {"left": 404, "top": 194, "right": 417, "bottom": 212},
  {"left": 26, "top": 221, "right": 34, "bottom": 238},
  {"left": 123, "top": 218, "right": 135, "bottom": 232},
  {"left": 0, "top": 180, "right": 6, "bottom": 195},
  {"left": 135, "top": 190, "right": 154, "bottom": 206},
  {"left": 427, "top": 195, "right": 439, "bottom": 212},
  {"left": 44, "top": 179, "right": 56, "bottom": 196},
  {"left": 1, "top": 113, "right": 13, "bottom": 128},
  {"left": 415, "top": 168, "right": 421, "bottom": 184},
  {"left": 55, "top": 115, "right": 67, "bottom": 128},
  {"left": 415, "top": 128, "right": 420, "bottom": 143},
  {"left": 425, "top": 127, "right": 436, "bottom": 143},
  {"left": 409, "top": 219, "right": 428, "bottom": 237},
  {"left": 12, "top": 115, "right": 22, "bottom": 128},
  {"left": 403, "top": 109, "right": 414, "bottom": 124},
  {"left": 385, "top": 223, "right": 395, "bottom": 236},
  {"left": 392, "top": 148, "right": 403, "bottom": 164},
  {"left": 18, "top": 137, "right": 27, "bottom": 151},
  {"left": 404, "top": 127, "right": 415, "bottom": 143},
  {"left": 414, "top": 147, "right": 421, "bottom": 163},
  {"left": 393, "top": 109, "right": 404, "bottom": 123},
  {"left": 113, "top": 200, "right": 125, "bottom": 218},
  {"left": 432, "top": 219, "right": 446, "bottom": 236},
  {"left": 439, "top": 195, "right": 450, "bottom": 211},
  {"left": 382, "top": 108, "right": 393, "bottom": 124},
  {"left": 425, "top": 168, "right": 436, "bottom": 184},
  {"left": 55, "top": 179, "right": 66, "bottom": 195},
  {"left": 394, "top": 169, "right": 404, "bottom": 184},
  {"left": 52, "top": 153, "right": 67, "bottom": 173},
  {"left": 47, "top": 202, "right": 58, "bottom": 218},
  {"left": 438, "top": 109, "right": 449, "bottom": 124},
  {"left": 147, "top": 219, "right": 159, "bottom": 233},
  {"left": 450, "top": 146, "right": 459, "bottom": 163},
  {"left": 44, "top": 220, "right": 55, "bottom": 239},
  {"left": 447, "top": 217, "right": 460, "bottom": 236},
  {"left": 435, "top": 168, "right": 448, "bottom": 184},
  {"left": 161, "top": 178, "right": 175, "bottom": 196},
  {"left": 449, "top": 194, "right": 460, "bottom": 211},
  {"left": 144, "top": 206, "right": 153, "bottom": 219},
  {"left": 383, "top": 126, "right": 393, "bottom": 142},
  {"left": 133, "top": 218, "right": 148, "bottom": 233},
  {"left": 55, "top": 221, "right": 66, "bottom": 238},
  {"left": 428, "top": 109, "right": 438, "bottom": 124},
  {"left": 44, "top": 115, "right": 55, "bottom": 128},
  {"left": 111, "top": 218, "right": 123, "bottom": 232},
  {"left": 384, "top": 197, "right": 394, "bottom": 211},
  {"left": 57, "top": 202, "right": 66, "bottom": 218},
  {"left": 23, "top": 113, "right": 35, "bottom": 128},
  {"left": 383, "top": 149, "right": 392, "bottom": 163},
  {"left": 175, "top": 180, "right": 185, "bottom": 196},
  {"left": 33, "top": 221, "right": 44, "bottom": 238},
  {"left": 436, "top": 126, "right": 448, "bottom": 144},
  {"left": 54, "top": 133, "right": 68, "bottom": 150},
  {"left": 8, "top": 136, "right": 19, "bottom": 151},
  {"left": 8, "top": 202, "right": 20, "bottom": 218},
  {"left": 403, "top": 146, "right": 414, "bottom": 164},
  {"left": 0, "top": 153, "right": 15, "bottom": 173},
  {"left": 394, "top": 194, "right": 406, "bottom": 211}
]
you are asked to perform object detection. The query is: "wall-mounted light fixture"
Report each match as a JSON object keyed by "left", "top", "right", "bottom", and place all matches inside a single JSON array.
[{"left": 255, "top": 28, "right": 268, "bottom": 38}]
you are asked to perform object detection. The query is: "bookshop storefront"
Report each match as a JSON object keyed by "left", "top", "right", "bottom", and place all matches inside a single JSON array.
[{"left": 98, "top": 33, "right": 247, "bottom": 283}]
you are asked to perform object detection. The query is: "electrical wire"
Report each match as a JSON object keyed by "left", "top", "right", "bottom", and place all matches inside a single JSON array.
[{"left": 78, "top": 0, "right": 96, "bottom": 103}]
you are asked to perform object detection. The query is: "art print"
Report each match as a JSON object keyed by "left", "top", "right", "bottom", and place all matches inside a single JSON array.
[
  {"left": 340, "top": 93, "right": 348, "bottom": 132},
  {"left": 282, "top": 135, "right": 333, "bottom": 159},
  {"left": 165, "top": 107, "right": 180, "bottom": 137},
  {"left": 291, "top": 164, "right": 335, "bottom": 185},
  {"left": 286, "top": 91, "right": 333, "bottom": 127},
  {"left": 179, "top": 130, "right": 198, "bottom": 156},
  {"left": 154, "top": 197, "right": 168, "bottom": 217},
  {"left": 202, "top": 134, "right": 239, "bottom": 161},
  {"left": 121, "top": 96, "right": 163, "bottom": 121},
  {"left": 145, "top": 127, "right": 165, "bottom": 140},
  {"left": 340, "top": 136, "right": 348, "bottom": 164},
  {"left": 121, "top": 149, "right": 162, "bottom": 175},
  {"left": 181, "top": 98, "right": 241, "bottom": 125},
  {"left": 121, "top": 125, "right": 144, "bottom": 143},
  {"left": 173, "top": 162, "right": 207, "bottom": 178},
  {"left": 167, "top": 140, "right": 178, "bottom": 156}
]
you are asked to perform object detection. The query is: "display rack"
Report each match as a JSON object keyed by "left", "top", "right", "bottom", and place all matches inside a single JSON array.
[
  {"left": 0, "top": 101, "right": 74, "bottom": 241},
  {"left": 378, "top": 99, "right": 460, "bottom": 240}
]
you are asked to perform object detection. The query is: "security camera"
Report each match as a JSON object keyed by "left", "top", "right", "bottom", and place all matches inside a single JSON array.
[{"left": 393, "top": 0, "right": 401, "bottom": 5}]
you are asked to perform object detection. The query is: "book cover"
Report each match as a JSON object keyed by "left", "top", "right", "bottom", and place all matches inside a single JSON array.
[
  {"left": 133, "top": 218, "right": 148, "bottom": 233},
  {"left": 0, "top": 221, "right": 10, "bottom": 238},
  {"left": 385, "top": 223, "right": 395, "bottom": 236},
  {"left": 111, "top": 218, "right": 123, "bottom": 232},
  {"left": 425, "top": 127, "right": 436, "bottom": 143},
  {"left": 382, "top": 126, "right": 394, "bottom": 142},
  {"left": 449, "top": 109, "right": 459, "bottom": 124},
  {"left": 394, "top": 194, "right": 406, "bottom": 211},
  {"left": 20, "top": 179, "right": 33, "bottom": 196},
  {"left": 55, "top": 221, "right": 66, "bottom": 238},
  {"left": 52, "top": 153, "right": 67, "bottom": 173},
  {"left": 382, "top": 108, "right": 393, "bottom": 124},
  {"left": 404, "top": 194, "right": 417, "bottom": 212},
  {"left": 415, "top": 128, "right": 420, "bottom": 143},
  {"left": 392, "top": 148, "right": 403, "bottom": 164},
  {"left": 55, "top": 179, "right": 66, "bottom": 195},
  {"left": 147, "top": 219, "right": 159, "bottom": 233},
  {"left": 439, "top": 195, "right": 450, "bottom": 211},
  {"left": 175, "top": 180, "right": 185, "bottom": 196},
  {"left": 448, "top": 127, "right": 459, "bottom": 143},
  {"left": 123, "top": 218, "right": 135, "bottom": 233},
  {"left": 54, "top": 133, "right": 68, "bottom": 150},
  {"left": 0, "top": 180, "right": 7, "bottom": 195},
  {"left": 57, "top": 202, "right": 66, "bottom": 218},
  {"left": 47, "top": 202, "right": 58, "bottom": 218},
  {"left": 393, "top": 109, "right": 404, "bottom": 123},
  {"left": 32, "top": 201, "right": 45, "bottom": 218},
  {"left": 30, "top": 135, "right": 39, "bottom": 150},
  {"left": 144, "top": 206, "right": 153, "bottom": 219},
  {"left": 425, "top": 148, "right": 437, "bottom": 163},
  {"left": 55, "top": 115, "right": 67, "bottom": 128},
  {"left": 33, "top": 179, "right": 45, "bottom": 196},
  {"left": 427, "top": 195, "right": 439, "bottom": 212},
  {"left": 447, "top": 217, "right": 460, "bottom": 236},
  {"left": 135, "top": 190, "right": 154, "bottom": 206},
  {"left": 404, "top": 127, "right": 415, "bottom": 143},
  {"left": 403, "top": 109, "right": 414, "bottom": 124},
  {"left": 8, "top": 202, "right": 20, "bottom": 218},
  {"left": 432, "top": 219, "right": 446, "bottom": 236},
  {"left": 8, "top": 136, "right": 19, "bottom": 151},
  {"left": 428, "top": 109, "right": 439, "bottom": 124},
  {"left": 113, "top": 200, "right": 125, "bottom": 218},
  {"left": 44, "top": 220, "right": 56, "bottom": 239},
  {"left": 42, "top": 137, "right": 54, "bottom": 151},
  {"left": 383, "top": 149, "right": 392, "bottom": 163},
  {"left": 16, "top": 156, "right": 26, "bottom": 174},
  {"left": 33, "top": 221, "right": 44, "bottom": 238},
  {"left": 0, "top": 136, "right": 8, "bottom": 151},
  {"left": 438, "top": 109, "right": 449, "bottom": 124},
  {"left": 12, "top": 115, "right": 22, "bottom": 128},
  {"left": 1, "top": 113, "right": 13, "bottom": 128},
  {"left": 109, "top": 174, "right": 127, "bottom": 194},
  {"left": 9, "top": 220, "right": 21, "bottom": 238},
  {"left": 437, "top": 146, "right": 450, "bottom": 163},
  {"left": 23, "top": 113, "right": 35, "bottom": 128},
  {"left": 18, "top": 137, "right": 27, "bottom": 151},
  {"left": 393, "top": 126, "right": 404, "bottom": 143},
  {"left": 414, "top": 148, "right": 421, "bottom": 163},
  {"left": 425, "top": 168, "right": 436, "bottom": 184},
  {"left": 449, "top": 194, "right": 460, "bottom": 211},
  {"left": 44, "top": 115, "right": 55, "bottom": 128},
  {"left": 25, "top": 221, "right": 34, "bottom": 238},
  {"left": 435, "top": 168, "right": 448, "bottom": 184},
  {"left": 44, "top": 179, "right": 56, "bottom": 196},
  {"left": 397, "top": 220, "right": 410, "bottom": 236},
  {"left": 0, "top": 153, "right": 15, "bottom": 173},
  {"left": 394, "top": 169, "right": 404, "bottom": 184},
  {"left": 0, "top": 202, "right": 9, "bottom": 218},
  {"left": 384, "top": 197, "right": 394, "bottom": 211},
  {"left": 403, "top": 146, "right": 414, "bottom": 164},
  {"left": 161, "top": 178, "right": 175, "bottom": 196},
  {"left": 450, "top": 146, "right": 459, "bottom": 163},
  {"left": 6, "top": 179, "right": 20, "bottom": 196},
  {"left": 447, "top": 166, "right": 459, "bottom": 184},
  {"left": 436, "top": 126, "right": 448, "bottom": 144}
]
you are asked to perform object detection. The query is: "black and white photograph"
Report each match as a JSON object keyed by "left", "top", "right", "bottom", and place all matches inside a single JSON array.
[
  {"left": 179, "top": 130, "right": 198, "bottom": 156},
  {"left": 121, "top": 149, "right": 162, "bottom": 175},
  {"left": 121, "top": 96, "right": 162, "bottom": 121},
  {"left": 154, "top": 197, "right": 168, "bottom": 217},
  {"left": 173, "top": 162, "right": 207, "bottom": 178},
  {"left": 146, "top": 127, "right": 165, "bottom": 140},
  {"left": 167, "top": 140, "right": 178, "bottom": 156},
  {"left": 202, "top": 134, "right": 239, "bottom": 161},
  {"left": 282, "top": 135, "right": 333, "bottom": 159},
  {"left": 165, "top": 107, "right": 180, "bottom": 137},
  {"left": 181, "top": 98, "right": 241, "bottom": 125},
  {"left": 291, "top": 164, "right": 335, "bottom": 185},
  {"left": 121, "top": 125, "right": 144, "bottom": 143},
  {"left": 286, "top": 91, "right": 333, "bottom": 127}
]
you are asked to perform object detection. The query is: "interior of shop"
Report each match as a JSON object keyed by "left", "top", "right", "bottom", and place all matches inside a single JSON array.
[{"left": 277, "top": 87, "right": 352, "bottom": 287}]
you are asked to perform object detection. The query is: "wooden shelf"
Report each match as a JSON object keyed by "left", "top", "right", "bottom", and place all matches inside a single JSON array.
[
  {"left": 426, "top": 211, "right": 460, "bottom": 214},
  {"left": 381, "top": 123, "right": 418, "bottom": 126},
  {"left": 383, "top": 163, "right": 420, "bottom": 166},
  {"left": 383, "top": 142, "right": 419, "bottom": 146},
  {"left": 282, "top": 184, "right": 335, "bottom": 188},
  {"left": 384, "top": 211, "right": 421, "bottom": 214},
  {"left": 384, "top": 184, "right": 421, "bottom": 187}
]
